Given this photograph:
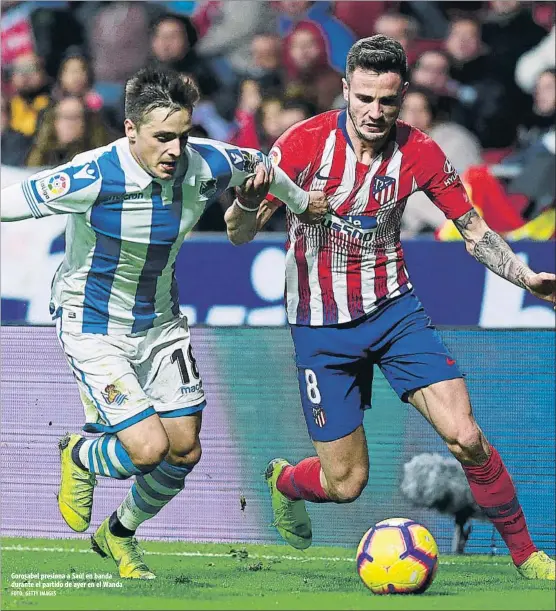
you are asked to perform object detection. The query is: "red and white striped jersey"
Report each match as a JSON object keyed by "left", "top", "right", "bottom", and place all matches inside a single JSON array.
[{"left": 268, "top": 110, "right": 472, "bottom": 326}]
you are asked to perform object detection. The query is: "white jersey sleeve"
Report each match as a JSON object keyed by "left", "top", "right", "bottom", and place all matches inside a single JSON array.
[
  {"left": 17, "top": 154, "right": 103, "bottom": 218},
  {"left": 188, "top": 138, "right": 308, "bottom": 213}
]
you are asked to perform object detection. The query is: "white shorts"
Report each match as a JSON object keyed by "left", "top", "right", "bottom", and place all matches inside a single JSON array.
[{"left": 56, "top": 315, "right": 205, "bottom": 433}]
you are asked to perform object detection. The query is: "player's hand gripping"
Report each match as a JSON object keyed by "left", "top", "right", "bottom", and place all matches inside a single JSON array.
[
  {"left": 236, "top": 163, "right": 275, "bottom": 210},
  {"left": 523, "top": 272, "right": 556, "bottom": 310},
  {"left": 298, "top": 191, "right": 329, "bottom": 225}
]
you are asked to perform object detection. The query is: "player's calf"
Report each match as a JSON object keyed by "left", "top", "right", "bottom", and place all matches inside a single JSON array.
[
  {"left": 71, "top": 434, "right": 165, "bottom": 478},
  {"left": 58, "top": 431, "right": 164, "bottom": 533},
  {"left": 319, "top": 465, "right": 368, "bottom": 503}
]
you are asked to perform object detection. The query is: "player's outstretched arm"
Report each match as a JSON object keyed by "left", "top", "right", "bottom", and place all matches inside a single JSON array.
[
  {"left": 225, "top": 164, "right": 276, "bottom": 245},
  {"left": 454, "top": 208, "right": 556, "bottom": 308},
  {"left": 1, "top": 183, "right": 34, "bottom": 222}
]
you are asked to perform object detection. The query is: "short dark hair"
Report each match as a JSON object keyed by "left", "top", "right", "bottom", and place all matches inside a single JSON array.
[
  {"left": 346, "top": 35, "right": 408, "bottom": 84},
  {"left": 124, "top": 67, "right": 199, "bottom": 127}
]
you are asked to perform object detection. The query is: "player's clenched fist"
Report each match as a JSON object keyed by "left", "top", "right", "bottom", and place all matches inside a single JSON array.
[
  {"left": 298, "top": 191, "right": 329, "bottom": 224},
  {"left": 236, "top": 164, "right": 275, "bottom": 210}
]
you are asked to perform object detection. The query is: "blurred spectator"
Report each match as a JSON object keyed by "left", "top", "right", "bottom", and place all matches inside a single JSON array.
[
  {"left": 280, "top": 97, "right": 317, "bottom": 132},
  {"left": 254, "top": 95, "right": 285, "bottom": 154},
  {"left": 515, "top": 25, "right": 555, "bottom": 94},
  {"left": 374, "top": 13, "right": 422, "bottom": 65},
  {"left": 505, "top": 128, "right": 555, "bottom": 219},
  {"left": 149, "top": 14, "right": 219, "bottom": 99},
  {"left": 1, "top": 93, "right": 33, "bottom": 166},
  {"left": 232, "top": 90, "right": 285, "bottom": 153},
  {"left": 1, "top": 1, "right": 84, "bottom": 79},
  {"left": 275, "top": 1, "right": 356, "bottom": 74},
  {"left": 84, "top": 1, "right": 152, "bottom": 106},
  {"left": 52, "top": 48, "right": 103, "bottom": 112},
  {"left": 400, "top": 1, "right": 450, "bottom": 40},
  {"left": 179, "top": 73, "right": 233, "bottom": 141},
  {"left": 445, "top": 15, "right": 520, "bottom": 148},
  {"left": 481, "top": 1, "right": 546, "bottom": 86},
  {"left": 400, "top": 86, "right": 482, "bottom": 238},
  {"left": 232, "top": 79, "right": 266, "bottom": 149},
  {"left": 517, "top": 69, "right": 555, "bottom": 149},
  {"left": 531, "top": 1, "right": 555, "bottom": 31},
  {"left": 411, "top": 50, "right": 453, "bottom": 93},
  {"left": 193, "top": 1, "right": 274, "bottom": 87},
  {"left": 8, "top": 52, "right": 50, "bottom": 137},
  {"left": 244, "top": 34, "right": 284, "bottom": 88},
  {"left": 332, "top": 1, "right": 395, "bottom": 39},
  {"left": 283, "top": 22, "right": 343, "bottom": 113},
  {"left": 401, "top": 86, "right": 482, "bottom": 174},
  {"left": 437, "top": 131, "right": 555, "bottom": 241},
  {"left": 25, "top": 96, "right": 113, "bottom": 167},
  {"left": 410, "top": 49, "right": 466, "bottom": 121},
  {"left": 444, "top": 16, "right": 487, "bottom": 86}
]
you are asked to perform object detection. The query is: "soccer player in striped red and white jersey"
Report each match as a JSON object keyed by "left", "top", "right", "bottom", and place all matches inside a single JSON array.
[{"left": 227, "top": 35, "right": 556, "bottom": 580}]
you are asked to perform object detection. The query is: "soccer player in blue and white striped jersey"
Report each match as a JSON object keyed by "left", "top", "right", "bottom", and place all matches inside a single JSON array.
[{"left": 1, "top": 67, "right": 328, "bottom": 579}]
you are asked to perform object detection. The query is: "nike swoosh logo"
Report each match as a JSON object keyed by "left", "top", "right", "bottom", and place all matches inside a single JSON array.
[
  {"left": 446, "top": 358, "right": 456, "bottom": 366},
  {"left": 315, "top": 170, "right": 340, "bottom": 181}
]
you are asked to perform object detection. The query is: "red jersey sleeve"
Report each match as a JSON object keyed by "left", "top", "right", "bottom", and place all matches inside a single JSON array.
[{"left": 414, "top": 133, "right": 473, "bottom": 220}]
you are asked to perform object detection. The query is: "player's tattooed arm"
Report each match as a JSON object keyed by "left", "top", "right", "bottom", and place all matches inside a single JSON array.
[
  {"left": 454, "top": 209, "right": 556, "bottom": 306},
  {"left": 454, "top": 209, "right": 534, "bottom": 289}
]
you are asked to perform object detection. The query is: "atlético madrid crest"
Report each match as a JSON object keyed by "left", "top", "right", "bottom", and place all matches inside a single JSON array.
[
  {"left": 372, "top": 175, "right": 396, "bottom": 205},
  {"left": 312, "top": 405, "right": 326, "bottom": 428}
]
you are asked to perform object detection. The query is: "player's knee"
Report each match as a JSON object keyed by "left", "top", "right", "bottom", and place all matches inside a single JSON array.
[
  {"left": 167, "top": 439, "right": 202, "bottom": 468},
  {"left": 326, "top": 469, "right": 368, "bottom": 503},
  {"left": 445, "top": 422, "right": 485, "bottom": 464},
  {"left": 129, "top": 436, "right": 170, "bottom": 471}
]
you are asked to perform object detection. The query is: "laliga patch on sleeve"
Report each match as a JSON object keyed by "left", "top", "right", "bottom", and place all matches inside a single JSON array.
[
  {"left": 269, "top": 146, "right": 281, "bottom": 166},
  {"left": 30, "top": 160, "right": 100, "bottom": 203}
]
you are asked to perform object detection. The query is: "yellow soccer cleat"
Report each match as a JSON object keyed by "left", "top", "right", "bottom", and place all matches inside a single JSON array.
[
  {"left": 265, "top": 458, "right": 312, "bottom": 550},
  {"left": 58, "top": 433, "right": 96, "bottom": 532},
  {"left": 516, "top": 551, "right": 555, "bottom": 580},
  {"left": 91, "top": 518, "right": 156, "bottom": 579}
]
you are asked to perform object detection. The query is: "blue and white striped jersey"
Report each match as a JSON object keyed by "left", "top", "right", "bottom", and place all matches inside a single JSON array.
[{"left": 17, "top": 137, "right": 280, "bottom": 334}]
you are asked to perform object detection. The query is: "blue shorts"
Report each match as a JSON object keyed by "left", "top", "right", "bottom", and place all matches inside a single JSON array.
[{"left": 290, "top": 291, "right": 463, "bottom": 442}]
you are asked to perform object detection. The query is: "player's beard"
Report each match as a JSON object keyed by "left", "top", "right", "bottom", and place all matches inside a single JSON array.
[{"left": 347, "top": 101, "right": 391, "bottom": 145}]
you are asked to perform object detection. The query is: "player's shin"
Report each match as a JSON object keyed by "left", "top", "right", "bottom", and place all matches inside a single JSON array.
[
  {"left": 462, "top": 444, "right": 537, "bottom": 566},
  {"left": 114, "top": 460, "right": 192, "bottom": 533},
  {"left": 74, "top": 435, "right": 148, "bottom": 479},
  {"left": 277, "top": 457, "right": 331, "bottom": 502}
]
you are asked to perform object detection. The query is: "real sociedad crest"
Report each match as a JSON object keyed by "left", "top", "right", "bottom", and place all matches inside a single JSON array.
[{"left": 372, "top": 175, "right": 396, "bottom": 205}]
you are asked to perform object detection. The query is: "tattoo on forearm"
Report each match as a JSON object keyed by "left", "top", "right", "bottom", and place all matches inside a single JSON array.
[
  {"left": 453, "top": 209, "right": 534, "bottom": 289},
  {"left": 453, "top": 209, "right": 477, "bottom": 233},
  {"left": 473, "top": 231, "right": 532, "bottom": 289}
]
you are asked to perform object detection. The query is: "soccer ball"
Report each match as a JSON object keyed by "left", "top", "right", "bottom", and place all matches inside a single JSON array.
[{"left": 356, "top": 517, "right": 438, "bottom": 594}]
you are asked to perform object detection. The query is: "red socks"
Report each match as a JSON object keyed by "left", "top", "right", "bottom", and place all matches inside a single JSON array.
[
  {"left": 463, "top": 445, "right": 537, "bottom": 565},
  {"left": 276, "top": 457, "right": 331, "bottom": 503}
]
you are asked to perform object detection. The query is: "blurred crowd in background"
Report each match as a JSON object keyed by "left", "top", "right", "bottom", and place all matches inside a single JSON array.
[{"left": 1, "top": 0, "right": 554, "bottom": 238}]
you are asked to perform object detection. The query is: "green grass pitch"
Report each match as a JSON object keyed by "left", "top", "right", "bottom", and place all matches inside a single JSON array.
[{"left": 2, "top": 537, "right": 554, "bottom": 610}]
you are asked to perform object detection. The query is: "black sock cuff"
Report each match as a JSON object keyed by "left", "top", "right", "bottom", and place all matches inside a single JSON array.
[
  {"left": 71, "top": 437, "right": 87, "bottom": 470},
  {"left": 108, "top": 511, "right": 136, "bottom": 538}
]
